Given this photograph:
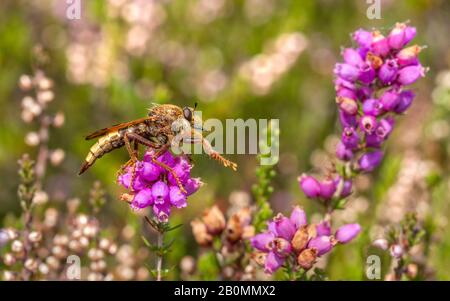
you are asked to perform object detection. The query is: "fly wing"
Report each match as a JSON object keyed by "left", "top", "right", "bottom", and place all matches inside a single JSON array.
[{"left": 84, "top": 117, "right": 152, "bottom": 140}]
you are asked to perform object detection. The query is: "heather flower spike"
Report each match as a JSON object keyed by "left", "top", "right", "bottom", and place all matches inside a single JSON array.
[
  {"left": 250, "top": 208, "right": 361, "bottom": 276},
  {"left": 300, "top": 23, "right": 426, "bottom": 211}
]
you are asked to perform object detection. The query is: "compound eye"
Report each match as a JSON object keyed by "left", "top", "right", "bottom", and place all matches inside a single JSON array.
[{"left": 183, "top": 107, "right": 192, "bottom": 122}]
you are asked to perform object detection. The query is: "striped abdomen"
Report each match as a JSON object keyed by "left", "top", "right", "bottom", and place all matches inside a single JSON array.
[{"left": 78, "top": 131, "right": 125, "bottom": 175}]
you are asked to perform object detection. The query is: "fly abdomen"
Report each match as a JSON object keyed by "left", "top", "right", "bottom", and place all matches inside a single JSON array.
[{"left": 78, "top": 131, "right": 124, "bottom": 175}]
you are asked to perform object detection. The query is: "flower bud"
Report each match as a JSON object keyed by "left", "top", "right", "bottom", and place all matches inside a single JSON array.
[
  {"left": 3, "top": 253, "right": 16, "bottom": 266},
  {"left": 141, "top": 162, "right": 161, "bottom": 182},
  {"left": 251, "top": 232, "right": 274, "bottom": 252},
  {"left": 319, "top": 178, "right": 337, "bottom": 200},
  {"left": 362, "top": 98, "right": 383, "bottom": 116},
  {"left": 371, "top": 31, "right": 390, "bottom": 56},
  {"left": 358, "top": 150, "right": 383, "bottom": 172},
  {"left": 202, "top": 205, "right": 226, "bottom": 235},
  {"left": 394, "top": 90, "right": 415, "bottom": 114},
  {"left": 342, "top": 48, "right": 364, "bottom": 67},
  {"left": 297, "top": 248, "right": 318, "bottom": 270},
  {"left": 352, "top": 29, "right": 372, "bottom": 49},
  {"left": 11, "top": 240, "right": 24, "bottom": 253},
  {"left": 316, "top": 221, "right": 331, "bottom": 236},
  {"left": 28, "top": 231, "right": 42, "bottom": 243},
  {"left": 339, "top": 110, "right": 357, "bottom": 128},
  {"left": 388, "top": 23, "right": 415, "bottom": 49},
  {"left": 298, "top": 174, "right": 321, "bottom": 199},
  {"left": 335, "top": 224, "right": 361, "bottom": 243},
  {"left": 380, "top": 90, "right": 400, "bottom": 111},
  {"left": 396, "top": 45, "right": 422, "bottom": 66},
  {"left": 397, "top": 65, "right": 426, "bottom": 85},
  {"left": 334, "top": 63, "right": 361, "bottom": 81},
  {"left": 290, "top": 206, "right": 307, "bottom": 228},
  {"left": 307, "top": 236, "right": 333, "bottom": 256}
]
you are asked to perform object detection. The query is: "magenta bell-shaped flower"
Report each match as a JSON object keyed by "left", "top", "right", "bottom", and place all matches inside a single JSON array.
[
  {"left": 378, "top": 59, "right": 398, "bottom": 85},
  {"left": 339, "top": 110, "right": 357, "bottom": 128},
  {"left": 251, "top": 232, "right": 275, "bottom": 252},
  {"left": 397, "top": 65, "right": 426, "bottom": 85},
  {"left": 319, "top": 178, "right": 337, "bottom": 200},
  {"left": 132, "top": 188, "right": 154, "bottom": 209},
  {"left": 362, "top": 98, "right": 383, "bottom": 116},
  {"left": 334, "top": 63, "right": 361, "bottom": 81},
  {"left": 299, "top": 175, "right": 321, "bottom": 198},
  {"left": 358, "top": 150, "right": 383, "bottom": 172},
  {"left": 341, "top": 127, "right": 360, "bottom": 149},
  {"left": 169, "top": 185, "right": 187, "bottom": 208},
  {"left": 316, "top": 221, "right": 331, "bottom": 236},
  {"left": 359, "top": 115, "right": 377, "bottom": 134},
  {"left": 396, "top": 45, "right": 421, "bottom": 66},
  {"left": 118, "top": 170, "right": 147, "bottom": 191},
  {"left": 335, "top": 224, "right": 361, "bottom": 243},
  {"left": 352, "top": 29, "right": 373, "bottom": 49},
  {"left": 151, "top": 180, "right": 169, "bottom": 204},
  {"left": 270, "top": 238, "right": 292, "bottom": 257},
  {"left": 307, "top": 236, "right": 333, "bottom": 256},
  {"left": 358, "top": 62, "right": 376, "bottom": 84},
  {"left": 380, "top": 90, "right": 400, "bottom": 111},
  {"left": 153, "top": 201, "right": 171, "bottom": 222},
  {"left": 141, "top": 162, "right": 161, "bottom": 182},
  {"left": 371, "top": 32, "right": 390, "bottom": 56},
  {"left": 290, "top": 206, "right": 307, "bottom": 228},
  {"left": 342, "top": 48, "right": 364, "bottom": 67},
  {"left": 184, "top": 178, "right": 202, "bottom": 196},
  {"left": 264, "top": 252, "right": 284, "bottom": 274},
  {"left": 336, "top": 141, "right": 354, "bottom": 161},
  {"left": 273, "top": 215, "right": 296, "bottom": 240},
  {"left": 394, "top": 90, "right": 415, "bottom": 114}
]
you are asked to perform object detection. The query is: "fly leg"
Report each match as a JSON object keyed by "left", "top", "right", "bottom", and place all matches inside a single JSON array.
[
  {"left": 120, "top": 134, "right": 139, "bottom": 191},
  {"left": 126, "top": 132, "right": 187, "bottom": 194}
]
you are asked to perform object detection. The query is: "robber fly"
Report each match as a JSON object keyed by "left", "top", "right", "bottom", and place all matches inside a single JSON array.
[{"left": 79, "top": 104, "right": 237, "bottom": 193}]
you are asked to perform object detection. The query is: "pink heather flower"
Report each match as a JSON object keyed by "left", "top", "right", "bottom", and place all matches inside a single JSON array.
[
  {"left": 390, "top": 244, "right": 404, "bottom": 258},
  {"left": 316, "top": 221, "right": 331, "bottom": 236},
  {"left": 396, "top": 45, "right": 421, "bottom": 66},
  {"left": 380, "top": 90, "right": 400, "bottom": 111},
  {"left": 169, "top": 186, "right": 187, "bottom": 208},
  {"left": 362, "top": 98, "right": 383, "bottom": 116},
  {"left": 394, "top": 90, "right": 415, "bottom": 114},
  {"left": 334, "top": 176, "right": 353, "bottom": 198},
  {"left": 359, "top": 115, "right": 377, "bottom": 134},
  {"left": 152, "top": 180, "right": 169, "bottom": 205},
  {"left": 141, "top": 162, "right": 161, "bottom": 182},
  {"left": 251, "top": 208, "right": 361, "bottom": 274},
  {"left": 358, "top": 62, "right": 376, "bottom": 84},
  {"left": 352, "top": 29, "right": 373, "bottom": 49},
  {"left": 335, "top": 224, "right": 361, "bottom": 243},
  {"left": 336, "top": 141, "right": 354, "bottom": 161},
  {"left": 358, "top": 150, "right": 383, "bottom": 172},
  {"left": 132, "top": 188, "right": 154, "bottom": 209},
  {"left": 299, "top": 175, "right": 321, "bottom": 198},
  {"left": 339, "top": 110, "right": 357, "bottom": 128},
  {"left": 371, "top": 32, "right": 390, "bottom": 56},
  {"left": 264, "top": 252, "right": 284, "bottom": 274},
  {"left": 251, "top": 232, "right": 275, "bottom": 252},
  {"left": 342, "top": 48, "right": 364, "bottom": 67},
  {"left": 337, "top": 87, "right": 358, "bottom": 100},
  {"left": 341, "top": 127, "right": 360, "bottom": 149},
  {"left": 387, "top": 23, "right": 414, "bottom": 49},
  {"left": 118, "top": 150, "right": 201, "bottom": 222},
  {"left": 290, "top": 206, "right": 307, "bottom": 228},
  {"left": 319, "top": 178, "right": 337, "bottom": 200},
  {"left": 397, "top": 65, "right": 426, "bottom": 85},
  {"left": 307, "top": 236, "right": 333, "bottom": 256},
  {"left": 184, "top": 178, "right": 203, "bottom": 196},
  {"left": 334, "top": 63, "right": 361, "bottom": 81},
  {"left": 378, "top": 59, "right": 398, "bottom": 85},
  {"left": 273, "top": 215, "right": 296, "bottom": 240}
]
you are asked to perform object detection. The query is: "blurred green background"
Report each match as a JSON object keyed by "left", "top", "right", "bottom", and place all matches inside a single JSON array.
[{"left": 1, "top": 0, "right": 450, "bottom": 280}]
